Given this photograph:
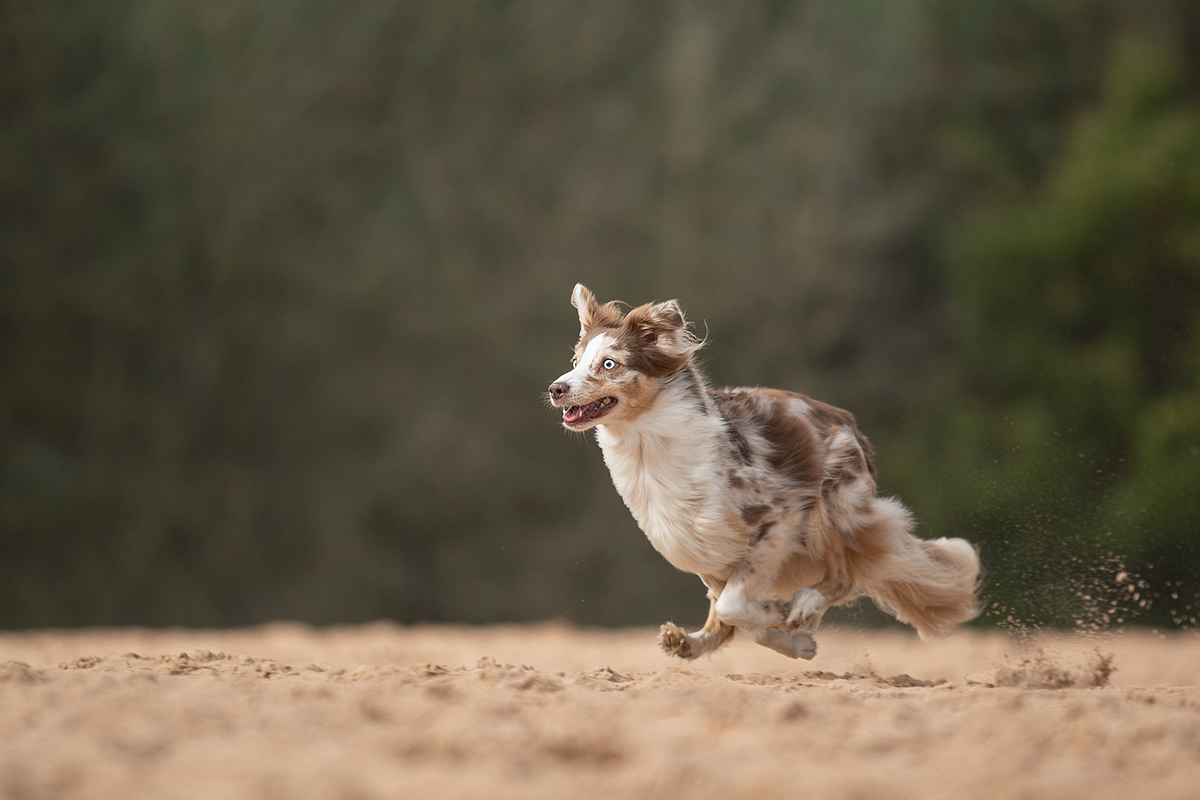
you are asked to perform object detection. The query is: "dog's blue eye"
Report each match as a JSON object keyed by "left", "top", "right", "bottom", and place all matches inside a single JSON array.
[{"left": 603, "top": 359, "right": 616, "bottom": 370}]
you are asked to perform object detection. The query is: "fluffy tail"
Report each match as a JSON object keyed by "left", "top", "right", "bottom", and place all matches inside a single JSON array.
[{"left": 867, "top": 532, "right": 981, "bottom": 641}]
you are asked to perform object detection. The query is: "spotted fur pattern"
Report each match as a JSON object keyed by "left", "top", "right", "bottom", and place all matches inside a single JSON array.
[{"left": 548, "top": 285, "right": 981, "bottom": 660}]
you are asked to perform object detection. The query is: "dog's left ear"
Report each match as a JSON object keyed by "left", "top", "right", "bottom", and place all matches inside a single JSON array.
[
  {"left": 649, "top": 300, "right": 684, "bottom": 331},
  {"left": 626, "top": 299, "right": 685, "bottom": 344}
]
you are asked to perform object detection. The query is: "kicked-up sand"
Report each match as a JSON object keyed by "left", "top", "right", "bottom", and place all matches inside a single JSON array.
[{"left": 2, "top": 622, "right": 1199, "bottom": 799}]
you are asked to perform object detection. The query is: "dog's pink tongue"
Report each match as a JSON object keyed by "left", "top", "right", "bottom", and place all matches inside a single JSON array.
[{"left": 563, "top": 406, "right": 583, "bottom": 423}]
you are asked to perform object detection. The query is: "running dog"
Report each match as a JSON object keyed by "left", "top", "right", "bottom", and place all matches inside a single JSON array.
[{"left": 547, "top": 284, "right": 980, "bottom": 659}]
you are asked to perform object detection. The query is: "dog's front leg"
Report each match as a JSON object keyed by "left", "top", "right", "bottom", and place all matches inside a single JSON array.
[
  {"left": 715, "top": 578, "right": 819, "bottom": 660},
  {"left": 713, "top": 576, "right": 791, "bottom": 629},
  {"left": 659, "top": 589, "right": 735, "bottom": 659}
]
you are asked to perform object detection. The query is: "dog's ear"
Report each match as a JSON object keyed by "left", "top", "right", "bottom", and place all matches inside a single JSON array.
[
  {"left": 649, "top": 300, "right": 684, "bottom": 332},
  {"left": 571, "top": 283, "right": 601, "bottom": 333},
  {"left": 625, "top": 299, "right": 685, "bottom": 344}
]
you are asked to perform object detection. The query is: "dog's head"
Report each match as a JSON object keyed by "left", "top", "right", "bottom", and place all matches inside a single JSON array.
[{"left": 548, "top": 284, "right": 701, "bottom": 431}]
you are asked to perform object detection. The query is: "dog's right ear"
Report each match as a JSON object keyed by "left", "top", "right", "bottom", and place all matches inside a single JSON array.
[{"left": 571, "top": 283, "right": 600, "bottom": 334}]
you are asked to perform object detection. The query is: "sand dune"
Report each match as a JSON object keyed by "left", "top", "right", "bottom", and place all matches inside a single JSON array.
[{"left": 2, "top": 623, "right": 1199, "bottom": 799}]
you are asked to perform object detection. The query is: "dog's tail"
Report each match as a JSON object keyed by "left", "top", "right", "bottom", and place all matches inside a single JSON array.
[{"left": 858, "top": 500, "right": 981, "bottom": 640}]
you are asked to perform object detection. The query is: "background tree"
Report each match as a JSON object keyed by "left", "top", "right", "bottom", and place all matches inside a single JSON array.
[{"left": 2, "top": 0, "right": 1197, "bottom": 630}]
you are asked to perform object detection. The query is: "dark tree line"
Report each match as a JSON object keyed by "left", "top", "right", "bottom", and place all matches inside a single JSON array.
[{"left": 2, "top": 0, "right": 1197, "bottom": 630}]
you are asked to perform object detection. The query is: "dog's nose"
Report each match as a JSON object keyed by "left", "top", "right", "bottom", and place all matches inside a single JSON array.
[{"left": 548, "top": 381, "right": 569, "bottom": 402}]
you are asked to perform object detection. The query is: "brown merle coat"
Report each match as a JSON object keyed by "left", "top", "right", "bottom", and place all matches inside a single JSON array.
[{"left": 549, "top": 285, "right": 980, "bottom": 660}]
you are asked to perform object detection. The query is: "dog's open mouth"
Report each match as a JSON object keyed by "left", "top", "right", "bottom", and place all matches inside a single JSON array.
[{"left": 562, "top": 396, "right": 617, "bottom": 427}]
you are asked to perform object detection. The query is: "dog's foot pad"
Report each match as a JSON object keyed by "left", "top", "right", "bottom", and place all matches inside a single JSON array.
[
  {"left": 750, "top": 627, "right": 817, "bottom": 660},
  {"left": 658, "top": 622, "right": 696, "bottom": 659}
]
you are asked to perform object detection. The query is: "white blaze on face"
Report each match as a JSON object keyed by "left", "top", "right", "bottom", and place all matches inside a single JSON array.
[{"left": 554, "top": 332, "right": 615, "bottom": 394}]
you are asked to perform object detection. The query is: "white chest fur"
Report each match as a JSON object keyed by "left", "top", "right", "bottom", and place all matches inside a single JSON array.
[{"left": 595, "top": 398, "right": 745, "bottom": 577}]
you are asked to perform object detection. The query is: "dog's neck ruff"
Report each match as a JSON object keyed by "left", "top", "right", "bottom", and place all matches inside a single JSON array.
[{"left": 594, "top": 373, "right": 743, "bottom": 577}]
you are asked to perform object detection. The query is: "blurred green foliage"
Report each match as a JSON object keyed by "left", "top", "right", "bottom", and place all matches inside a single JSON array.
[
  {"left": 886, "top": 3, "right": 1200, "bottom": 628},
  {"left": 1, "top": 0, "right": 1197, "bottom": 629}
]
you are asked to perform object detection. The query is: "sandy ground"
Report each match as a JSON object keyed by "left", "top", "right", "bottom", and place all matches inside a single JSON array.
[{"left": 2, "top": 623, "right": 1200, "bottom": 800}]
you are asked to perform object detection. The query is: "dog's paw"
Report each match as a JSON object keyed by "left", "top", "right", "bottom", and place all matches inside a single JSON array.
[
  {"left": 786, "top": 588, "right": 826, "bottom": 629},
  {"left": 750, "top": 628, "right": 817, "bottom": 660},
  {"left": 658, "top": 622, "right": 696, "bottom": 660}
]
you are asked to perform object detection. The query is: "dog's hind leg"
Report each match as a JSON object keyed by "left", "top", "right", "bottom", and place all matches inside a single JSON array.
[
  {"left": 659, "top": 590, "right": 736, "bottom": 660},
  {"left": 785, "top": 567, "right": 853, "bottom": 631},
  {"left": 712, "top": 511, "right": 807, "bottom": 631},
  {"left": 749, "top": 627, "right": 817, "bottom": 660}
]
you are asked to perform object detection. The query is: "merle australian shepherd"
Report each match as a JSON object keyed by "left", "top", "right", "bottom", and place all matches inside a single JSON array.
[{"left": 548, "top": 285, "right": 980, "bottom": 660}]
